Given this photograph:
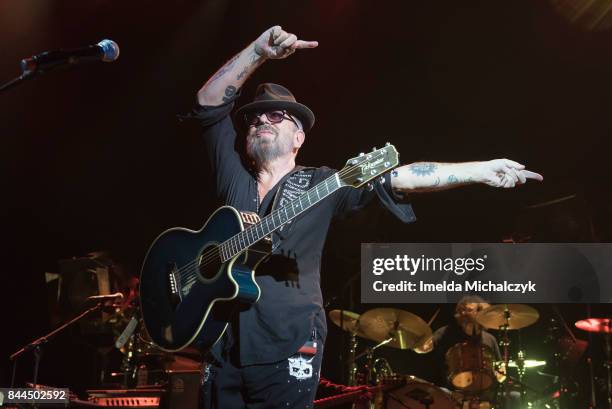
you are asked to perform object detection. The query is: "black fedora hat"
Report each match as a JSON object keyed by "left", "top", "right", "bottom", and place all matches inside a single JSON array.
[{"left": 235, "top": 83, "right": 315, "bottom": 132}]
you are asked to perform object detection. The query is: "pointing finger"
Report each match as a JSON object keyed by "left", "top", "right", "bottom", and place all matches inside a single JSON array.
[
  {"left": 521, "top": 170, "right": 543, "bottom": 182},
  {"left": 292, "top": 40, "right": 319, "bottom": 49}
]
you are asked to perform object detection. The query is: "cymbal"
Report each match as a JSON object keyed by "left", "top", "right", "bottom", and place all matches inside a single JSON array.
[
  {"left": 575, "top": 318, "right": 611, "bottom": 334},
  {"left": 328, "top": 310, "right": 366, "bottom": 337},
  {"left": 358, "top": 308, "right": 432, "bottom": 350},
  {"left": 501, "top": 359, "right": 547, "bottom": 369},
  {"left": 476, "top": 304, "right": 539, "bottom": 330}
]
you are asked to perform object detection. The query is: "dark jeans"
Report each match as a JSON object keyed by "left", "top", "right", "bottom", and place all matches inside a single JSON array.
[{"left": 200, "top": 333, "right": 324, "bottom": 409}]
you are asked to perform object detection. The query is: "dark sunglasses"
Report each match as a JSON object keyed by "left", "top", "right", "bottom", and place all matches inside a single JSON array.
[{"left": 244, "top": 110, "right": 298, "bottom": 127}]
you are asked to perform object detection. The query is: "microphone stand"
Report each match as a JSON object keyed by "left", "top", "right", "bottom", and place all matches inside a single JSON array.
[
  {"left": 9, "top": 301, "right": 109, "bottom": 387},
  {"left": 0, "top": 71, "right": 34, "bottom": 94}
]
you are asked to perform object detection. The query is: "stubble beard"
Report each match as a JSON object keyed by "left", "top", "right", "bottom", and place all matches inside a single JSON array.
[{"left": 246, "top": 125, "right": 293, "bottom": 169}]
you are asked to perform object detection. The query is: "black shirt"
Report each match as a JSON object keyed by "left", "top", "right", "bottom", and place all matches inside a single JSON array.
[{"left": 182, "top": 94, "right": 415, "bottom": 366}]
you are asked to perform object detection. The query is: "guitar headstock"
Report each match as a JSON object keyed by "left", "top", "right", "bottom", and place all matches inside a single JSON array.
[{"left": 339, "top": 143, "right": 399, "bottom": 188}]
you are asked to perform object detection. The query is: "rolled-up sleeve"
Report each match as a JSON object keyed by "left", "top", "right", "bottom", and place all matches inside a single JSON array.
[{"left": 333, "top": 171, "right": 416, "bottom": 223}]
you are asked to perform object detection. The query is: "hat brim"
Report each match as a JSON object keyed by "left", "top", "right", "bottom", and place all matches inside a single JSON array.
[{"left": 235, "top": 100, "right": 315, "bottom": 132}]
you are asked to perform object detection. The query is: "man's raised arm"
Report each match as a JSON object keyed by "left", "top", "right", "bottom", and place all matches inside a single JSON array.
[{"left": 197, "top": 26, "right": 318, "bottom": 106}]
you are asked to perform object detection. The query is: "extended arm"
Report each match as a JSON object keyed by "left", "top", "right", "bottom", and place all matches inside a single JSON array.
[
  {"left": 391, "top": 159, "right": 543, "bottom": 193},
  {"left": 197, "top": 26, "right": 318, "bottom": 106}
]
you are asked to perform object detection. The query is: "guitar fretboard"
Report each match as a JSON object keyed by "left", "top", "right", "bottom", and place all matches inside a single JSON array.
[{"left": 219, "top": 172, "right": 342, "bottom": 261}]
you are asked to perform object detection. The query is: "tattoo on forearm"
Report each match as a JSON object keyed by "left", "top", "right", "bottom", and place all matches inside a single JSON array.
[
  {"left": 221, "top": 85, "right": 237, "bottom": 103},
  {"left": 409, "top": 163, "right": 438, "bottom": 177},
  {"left": 447, "top": 174, "right": 473, "bottom": 184},
  {"left": 250, "top": 48, "right": 260, "bottom": 64},
  {"left": 209, "top": 54, "right": 239, "bottom": 83},
  {"left": 237, "top": 49, "right": 263, "bottom": 80},
  {"left": 237, "top": 66, "right": 249, "bottom": 80}
]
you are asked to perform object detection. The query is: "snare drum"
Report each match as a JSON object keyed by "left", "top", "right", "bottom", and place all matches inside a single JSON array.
[
  {"left": 445, "top": 342, "right": 495, "bottom": 391},
  {"left": 385, "top": 376, "right": 456, "bottom": 409}
]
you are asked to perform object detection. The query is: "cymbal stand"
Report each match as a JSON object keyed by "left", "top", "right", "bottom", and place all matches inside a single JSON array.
[
  {"left": 515, "top": 326, "right": 528, "bottom": 404},
  {"left": 497, "top": 305, "right": 512, "bottom": 409},
  {"left": 353, "top": 338, "right": 393, "bottom": 385},
  {"left": 348, "top": 331, "right": 358, "bottom": 386},
  {"left": 605, "top": 323, "right": 611, "bottom": 409}
]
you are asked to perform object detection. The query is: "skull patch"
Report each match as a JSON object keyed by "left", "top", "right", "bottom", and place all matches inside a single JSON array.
[{"left": 288, "top": 355, "right": 314, "bottom": 380}]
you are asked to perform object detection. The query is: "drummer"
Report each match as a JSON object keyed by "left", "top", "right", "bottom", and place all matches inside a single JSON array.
[{"left": 415, "top": 296, "right": 506, "bottom": 400}]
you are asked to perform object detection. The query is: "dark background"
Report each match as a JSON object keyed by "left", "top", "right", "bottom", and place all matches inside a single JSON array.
[{"left": 1, "top": 0, "right": 611, "bottom": 402}]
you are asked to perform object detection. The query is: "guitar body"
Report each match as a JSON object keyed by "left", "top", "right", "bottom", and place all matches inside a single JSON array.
[
  {"left": 139, "top": 206, "right": 267, "bottom": 352},
  {"left": 139, "top": 145, "right": 399, "bottom": 352}
]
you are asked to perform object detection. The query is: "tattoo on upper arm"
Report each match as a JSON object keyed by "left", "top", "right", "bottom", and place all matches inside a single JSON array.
[
  {"left": 409, "top": 163, "right": 438, "bottom": 177},
  {"left": 222, "top": 85, "right": 237, "bottom": 103},
  {"left": 209, "top": 54, "right": 239, "bottom": 83}
]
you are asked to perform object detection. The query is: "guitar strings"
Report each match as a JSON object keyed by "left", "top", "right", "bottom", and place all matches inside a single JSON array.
[
  {"left": 173, "top": 156, "right": 388, "bottom": 287},
  {"left": 176, "top": 159, "right": 384, "bottom": 287},
  {"left": 177, "top": 165, "right": 362, "bottom": 282},
  {"left": 176, "top": 163, "right": 378, "bottom": 288}
]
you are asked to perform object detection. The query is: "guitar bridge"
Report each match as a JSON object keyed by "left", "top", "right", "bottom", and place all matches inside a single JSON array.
[{"left": 166, "top": 262, "right": 181, "bottom": 309}]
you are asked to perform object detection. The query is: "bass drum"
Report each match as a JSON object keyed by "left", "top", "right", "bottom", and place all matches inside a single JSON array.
[{"left": 385, "top": 376, "right": 456, "bottom": 409}]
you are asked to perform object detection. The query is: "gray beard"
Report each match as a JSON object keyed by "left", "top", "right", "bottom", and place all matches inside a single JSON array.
[{"left": 246, "top": 126, "right": 292, "bottom": 168}]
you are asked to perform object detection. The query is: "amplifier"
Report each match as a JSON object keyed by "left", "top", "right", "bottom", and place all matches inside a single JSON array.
[
  {"left": 87, "top": 389, "right": 162, "bottom": 408},
  {"left": 88, "top": 370, "right": 199, "bottom": 409}
]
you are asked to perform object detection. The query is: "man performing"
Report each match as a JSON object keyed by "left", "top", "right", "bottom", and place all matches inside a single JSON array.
[{"left": 186, "top": 26, "right": 542, "bottom": 409}]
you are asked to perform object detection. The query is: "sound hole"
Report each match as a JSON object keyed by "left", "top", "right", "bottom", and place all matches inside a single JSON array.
[{"left": 199, "top": 245, "right": 222, "bottom": 280}]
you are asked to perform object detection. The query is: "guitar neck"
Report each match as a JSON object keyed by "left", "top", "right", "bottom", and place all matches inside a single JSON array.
[{"left": 220, "top": 172, "right": 342, "bottom": 261}]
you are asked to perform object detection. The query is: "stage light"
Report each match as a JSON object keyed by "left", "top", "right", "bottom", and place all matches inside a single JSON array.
[{"left": 550, "top": 0, "right": 612, "bottom": 30}]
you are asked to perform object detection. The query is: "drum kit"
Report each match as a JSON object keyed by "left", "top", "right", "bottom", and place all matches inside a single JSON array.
[{"left": 327, "top": 304, "right": 550, "bottom": 409}]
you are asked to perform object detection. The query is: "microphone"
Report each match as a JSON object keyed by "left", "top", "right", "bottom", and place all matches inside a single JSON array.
[
  {"left": 87, "top": 292, "right": 124, "bottom": 302},
  {"left": 20, "top": 39, "right": 120, "bottom": 75}
]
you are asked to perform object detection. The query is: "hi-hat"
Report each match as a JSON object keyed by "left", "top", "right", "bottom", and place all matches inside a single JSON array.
[
  {"left": 357, "top": 308, "right": 432, "bottom": 350},
  {"left": 575, "top": 318, "right": 611, "bottom": 334},
  {"left": 476, "top": 304, "right": 539, "bottom": 330},
  {"left": 328, "top": 310, "right": 367, "bottom": 337}
]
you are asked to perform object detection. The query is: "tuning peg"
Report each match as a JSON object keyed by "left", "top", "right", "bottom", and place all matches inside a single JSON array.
[
  {"left": 385, "top": 142, "right": 391, "bottom": 146},
  {"left": 366, "top": 182, "right": 374, "bottom": 191},
  {"left": 359, "top": 152, "right": 365, "bottom": 157},
  {"left": 372, "top": 146, "right": 377, "bottom": 152},
  {"left": 356, "top": 177, "right": 364, "bottom": 183}
]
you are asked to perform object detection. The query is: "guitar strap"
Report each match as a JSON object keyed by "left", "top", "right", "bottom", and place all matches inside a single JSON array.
[
  {"left": 264, "top": 167, "right": 416, "bottom": 250},
  {"left": 269, "top": 166, "right": 316, "bottom": 246}
]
